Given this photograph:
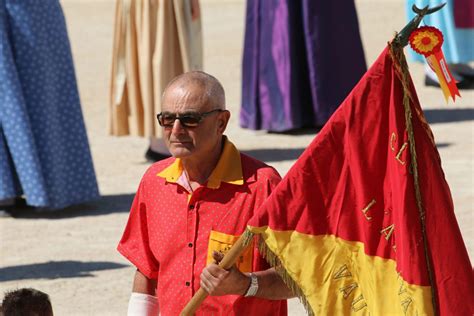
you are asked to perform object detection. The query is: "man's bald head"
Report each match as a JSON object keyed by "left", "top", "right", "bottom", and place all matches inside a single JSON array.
[
  {"left": 160, "top": 71, "right": 230, "bottom": 161},
  {"left": 163, "top": 71, "right": 226, "bottom": 111}
]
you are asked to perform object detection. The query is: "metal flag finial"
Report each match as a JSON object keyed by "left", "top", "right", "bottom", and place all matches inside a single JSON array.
[{"left": 395, "top": 3, "right": 446, "bottom": 47}]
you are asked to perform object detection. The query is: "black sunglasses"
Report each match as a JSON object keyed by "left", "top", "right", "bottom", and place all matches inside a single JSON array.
[{"left": 156, "top": 109, "right": 225, "bottom": 128}]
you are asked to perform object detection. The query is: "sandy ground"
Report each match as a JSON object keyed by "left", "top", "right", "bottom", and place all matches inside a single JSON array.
[{"left": 0, "top": 0, "right": 472, "bottom": 315}]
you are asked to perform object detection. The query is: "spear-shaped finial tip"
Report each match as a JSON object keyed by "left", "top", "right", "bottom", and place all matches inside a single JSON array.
[{"left": 395, "top": 3, "right": 446, "bottom": 47}]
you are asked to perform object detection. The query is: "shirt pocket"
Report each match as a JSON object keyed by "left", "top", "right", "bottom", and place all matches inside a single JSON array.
[{"left": 206, "top": 230, "right": 253, "bottom": 273}]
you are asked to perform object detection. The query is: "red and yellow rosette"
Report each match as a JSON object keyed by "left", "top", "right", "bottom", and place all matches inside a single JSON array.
[{"left": 409, "top": 26, "right": 461, "bottom": 102}]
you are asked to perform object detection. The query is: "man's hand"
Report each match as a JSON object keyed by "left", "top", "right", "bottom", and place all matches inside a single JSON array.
[{"left": 199, "top": 251, "right": 251, "bottom": 296}]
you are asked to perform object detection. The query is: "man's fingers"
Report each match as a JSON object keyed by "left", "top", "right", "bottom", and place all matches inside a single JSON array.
[
  {"left": 201, "top": 268, "right": 217, "bottom": 294},
  {"left": 203, "top": 264, "right": 229, "bottom": 280},
  {"left": 200, "top": 279, "right": 211, "bottom": 294},
  {"left": 201, "top": 269, "right": 219, "bottom": 295},
  {"left": 201, "top": 266, "right": 216, "bottom": 281},
  {"left": 200, "top": 264, "right": 232, "bottom": 296}
]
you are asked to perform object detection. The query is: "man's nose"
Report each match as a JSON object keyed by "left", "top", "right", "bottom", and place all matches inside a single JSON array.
[{"left": 171, "top": 118, "right": 186, "bottom": 134}]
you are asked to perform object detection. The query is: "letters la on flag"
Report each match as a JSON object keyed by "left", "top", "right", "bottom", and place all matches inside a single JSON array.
[{"left": 244, "top": 43, "right": 473, "bottom": 315}]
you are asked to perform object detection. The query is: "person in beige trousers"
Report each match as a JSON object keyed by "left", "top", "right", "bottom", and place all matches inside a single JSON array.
[{"left": 109, "top": 0, "right": 203, "bottom": 161}]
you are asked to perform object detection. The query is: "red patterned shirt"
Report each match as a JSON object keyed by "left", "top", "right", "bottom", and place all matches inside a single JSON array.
[{"left": 118, "top": 137, "right": 287, "bottom": 315}]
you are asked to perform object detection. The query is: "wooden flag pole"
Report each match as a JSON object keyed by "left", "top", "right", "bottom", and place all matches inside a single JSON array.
[
  {"left": 180, "top": 233, "right": 253, "bottom": 316},
  {"left": 391, "top": 4, "right": 447, "bottom": 315}
]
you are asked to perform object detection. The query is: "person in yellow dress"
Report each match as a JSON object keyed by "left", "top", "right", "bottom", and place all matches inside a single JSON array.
[{"left": 109, "top": 0, "right": 203, "bottom": 161}]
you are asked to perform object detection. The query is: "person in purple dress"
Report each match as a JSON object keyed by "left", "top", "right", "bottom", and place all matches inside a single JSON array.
[{"left": 240, "top": 1, "right": 367, "bottom": 132}]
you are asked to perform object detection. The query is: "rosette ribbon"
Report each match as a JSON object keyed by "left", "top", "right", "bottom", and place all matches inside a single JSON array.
[{"left": 409, "top": 26, "right": 460, "bottom": 102}]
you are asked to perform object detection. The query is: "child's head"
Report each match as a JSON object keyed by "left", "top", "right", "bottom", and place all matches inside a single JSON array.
[{"left": 1, "top": 288, "right": 53, "bottom": 316}]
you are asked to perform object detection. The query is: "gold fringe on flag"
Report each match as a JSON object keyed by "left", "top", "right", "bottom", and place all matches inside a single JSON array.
[
  {"left": 241, "top": 229, "right": 255, "bottom": 248},
  {"left": 244, "top": 228, "right": 316, "bottom": 316}
]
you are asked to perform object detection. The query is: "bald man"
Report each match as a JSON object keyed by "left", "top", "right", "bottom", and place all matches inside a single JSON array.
[{"left": 118, "top": 71, "right": 293, "bottom": 315}]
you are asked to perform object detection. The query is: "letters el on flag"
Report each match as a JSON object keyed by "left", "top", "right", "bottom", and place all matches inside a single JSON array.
[{"left": 244, "top": 44, "right": 473, "bottom": 315}]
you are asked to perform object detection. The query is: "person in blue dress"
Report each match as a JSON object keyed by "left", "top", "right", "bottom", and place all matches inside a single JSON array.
[
  {"left": 0, "top": 0, "right": 99, "bottom": 210},
  {"left": 406, "top": 0, "right": 474, "bottom": 88}
]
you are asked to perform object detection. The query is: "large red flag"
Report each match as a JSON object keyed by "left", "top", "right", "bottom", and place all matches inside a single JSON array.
[{"left": 246, "top": 43, "right": 473, "bottom": 315}]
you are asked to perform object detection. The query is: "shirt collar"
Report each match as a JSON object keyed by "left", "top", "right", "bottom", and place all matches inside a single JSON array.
[{"left": 157, "top": 136, "right": 244, "bottom": 189}]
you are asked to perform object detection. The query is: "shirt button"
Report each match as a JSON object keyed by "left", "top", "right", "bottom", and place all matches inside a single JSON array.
[
  {"left": 188, "top": 242, "right": 193, "bottom": 248},
  {"left": 185, "top": 281, "right": 190, "bottom": 287},
  {"left": 189, "top": 205, "right": 194, "bottom": 210}
]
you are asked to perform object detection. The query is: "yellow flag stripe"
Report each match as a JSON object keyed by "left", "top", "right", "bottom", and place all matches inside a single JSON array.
[{"left": 249, "top": 226, "right": 434, "bottom": 315}]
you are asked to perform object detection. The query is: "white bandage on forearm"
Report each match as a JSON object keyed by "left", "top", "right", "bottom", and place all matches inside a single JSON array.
[{"left": 127, "top": 292, "right": 159, "bottom": 316}]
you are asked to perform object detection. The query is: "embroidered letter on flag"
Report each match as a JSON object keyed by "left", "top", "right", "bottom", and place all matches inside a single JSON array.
[{"left": 246, "top": 44, "right": 473, "bottom": 315}]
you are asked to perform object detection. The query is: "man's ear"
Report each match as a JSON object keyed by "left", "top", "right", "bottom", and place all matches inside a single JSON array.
[{"left": 218, "top": 110, "right": 231, "bottom": 132}]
